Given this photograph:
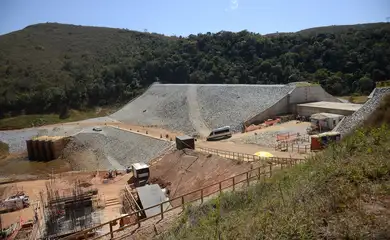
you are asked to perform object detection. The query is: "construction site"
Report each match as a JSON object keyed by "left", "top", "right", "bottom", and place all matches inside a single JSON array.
[{"left": 1, "top": 82, "right": 390, "bottom": 239}]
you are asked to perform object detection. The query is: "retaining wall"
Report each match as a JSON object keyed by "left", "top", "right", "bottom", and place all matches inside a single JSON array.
[
  {"left": 333, "top": 87, "right": 390, "bottom": 137},
  {"left": 244, "top": 95, "right": 290, "bottom": 127},
  {"left": 288, "top": 85, "right": 341, "bottom": 113},
  {"left": 244, "top": 85, "right": 340, "bottom": 126},
  {"left": 296, "top": 105, "right": 356, "bottom": 116}
]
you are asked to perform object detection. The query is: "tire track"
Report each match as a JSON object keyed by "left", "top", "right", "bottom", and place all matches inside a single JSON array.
[{"left": 187, "top": 85, "right": 211, "bottom": 137}]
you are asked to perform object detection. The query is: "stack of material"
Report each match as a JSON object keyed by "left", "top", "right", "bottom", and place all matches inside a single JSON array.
[{"left": 26, "top": 136, "right": 69, "bottom": 161}]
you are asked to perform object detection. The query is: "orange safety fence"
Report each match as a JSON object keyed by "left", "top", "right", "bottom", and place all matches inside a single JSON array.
[
  {"left": 244, "top": 118, "right": 281, "bottom": 132},
  {"left": 264, "top": 118, "right": 281, "bottom": 126},
  {"left": 276, "top": 132, "right": 300, "bottom": 141}
]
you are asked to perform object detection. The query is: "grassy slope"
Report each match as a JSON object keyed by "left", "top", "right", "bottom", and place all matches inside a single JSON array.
[
  {"left": 160, "top": 97, "right": 390, "bottom": 239},
  {"left": 161, "top": 127, "right": 390, "bottom": 239},
  {"left": 340, "top": 95, "right": 369, "bottom": 104},
  {"left": 0, "top": 107, "right": 117, "bottom": 130},
  {"left": 0, "top": 141, "right": 9, "bottom": 159}
]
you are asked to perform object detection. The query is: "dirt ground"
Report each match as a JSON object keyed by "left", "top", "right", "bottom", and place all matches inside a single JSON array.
[
  {"left": 149, "top": 149, "right": 261, "bottom": 207},
  {"left": 0, "top": 119, "right": 315, "bottom": 238},
  {"left": 0, "top": 171, "right": 130, "bottom": 231}
]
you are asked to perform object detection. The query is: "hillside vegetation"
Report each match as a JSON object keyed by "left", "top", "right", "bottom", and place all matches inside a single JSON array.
[
  {"left": 1, "top": 22, "right": 390, "bottom": 118},
  {"left": 160, "top": 97, "right": 390, "bottom": 239}
]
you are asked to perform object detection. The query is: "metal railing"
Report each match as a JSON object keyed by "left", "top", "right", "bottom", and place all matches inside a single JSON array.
[{"left": 62, "top": 154, "right": 305, "bottom": 240}]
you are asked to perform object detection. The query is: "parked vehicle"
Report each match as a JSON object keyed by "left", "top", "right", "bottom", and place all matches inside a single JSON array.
[
  {"left": 206, "top": 126, "right": 232, "bottom": 141},
  {"left": 131, "top": 162, "right": 150, "bottom": 187},
  {"left": 4, "top": 192, "right": 30, "bottom": 211},
  {"left": 92, "top": 127, "right": 102, "bottom": 132}
]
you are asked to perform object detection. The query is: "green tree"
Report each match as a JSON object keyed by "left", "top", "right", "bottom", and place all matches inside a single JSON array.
[{"left": 359, "top": 76, "right": 374, "bottom": 94}]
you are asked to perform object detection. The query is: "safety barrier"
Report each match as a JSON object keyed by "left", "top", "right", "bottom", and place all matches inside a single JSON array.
[
  {"left": 197, "top": 146, "right": 303, "bottom": 162},
  {"left": 63, "top": 153, "right": 306, "bottom": 240}
]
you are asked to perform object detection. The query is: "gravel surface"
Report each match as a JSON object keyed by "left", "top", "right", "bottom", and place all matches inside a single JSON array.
[
  {"left": 239, "top": 131, "right": 286, "bottom": 147},
  {"left": 111, "top": 83, "right": 294, "bottom": 135},
  {"left": 334, "top": 88, "right": 390, "bottom": 136},
  {"left": 235, "top": 122, "right": 309, "bottom": 147},
  {"left": 197, "top": 85, "right": 293, "bottom": 132},
  {"left": 110, "top": 84, "right": 196, "bottom": 135},
  {"left": 67, "top": 126, "right": 173, "bottom": 170}
]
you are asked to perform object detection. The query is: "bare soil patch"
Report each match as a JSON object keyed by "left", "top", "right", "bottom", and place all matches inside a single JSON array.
[{"left": 149, "top": 149, "right": 260, "bottom": 207}]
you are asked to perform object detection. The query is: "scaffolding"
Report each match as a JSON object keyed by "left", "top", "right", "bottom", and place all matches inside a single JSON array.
[{"left": 41, "top": 176, "right": 101, "bottom": 239}]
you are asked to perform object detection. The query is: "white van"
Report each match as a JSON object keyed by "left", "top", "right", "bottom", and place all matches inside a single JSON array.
[{"left": 207, "top": 126, "right": 232, "bottom": 141}]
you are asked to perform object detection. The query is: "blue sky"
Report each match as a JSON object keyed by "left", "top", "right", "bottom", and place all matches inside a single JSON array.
[{"left": 0, "top": 0, "right": 389, "bottom": 36}]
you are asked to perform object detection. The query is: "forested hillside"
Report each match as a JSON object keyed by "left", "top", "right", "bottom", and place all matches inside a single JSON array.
[{"left": 1, "top": 22, "right": 390, "bottom": 117}]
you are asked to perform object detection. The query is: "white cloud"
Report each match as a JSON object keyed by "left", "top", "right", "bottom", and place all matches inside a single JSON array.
[
  {"left": 230, "top": 0, "right": 239, "bottom": 10},
  {"left": 225, "top": 0, "right": 239, "bottom": 11}
]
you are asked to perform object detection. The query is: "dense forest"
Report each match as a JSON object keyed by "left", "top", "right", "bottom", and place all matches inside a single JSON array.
[{"left": 0, "top": 22, "right": 390, "bottom": 118}]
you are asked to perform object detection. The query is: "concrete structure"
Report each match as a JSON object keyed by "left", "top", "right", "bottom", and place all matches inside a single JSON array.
[
  {"left": 176, "top": 135, "right": 195, "bottom": 150},
  {"left": 310, "top": 113, "right": 344, "bottom": 131},
  {"left": 297, "top": 101, "right": 362, "bottom": 117},
  {"left": 136, "top": 184, "right": 170, "bottom": 218},
  {"left": 334, "top": 87, "right": 390, "bottom": 137},
  {"left": 243, "top": 83, "right": 341, "bottom": 127},
  {"left": 26, "top": 136, "right": 70, "bottom": 161}
]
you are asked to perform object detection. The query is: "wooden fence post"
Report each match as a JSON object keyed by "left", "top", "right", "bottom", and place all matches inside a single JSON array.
[
  {"left": 201, "top": 189, "right": 204, "bottom": 204},
  {"left": 246, "top": 172, "right": 249, "bottom": 186},
  {"left": 258, "top": 167, "right": 261, "bottom": 180},
  {"left": 232, "top": 177, "right": 235, "bottom": 191},
  {"left": 269, "top": 164, "right": 272, "bottom": 177},
  {"left": 281, "top": 159, "right": 283, "bottom": 169},
  {"left": 109, "top": 221, "right": 114, "bottom": 239},
  {"left": 160, "top": 203, "right": 164, "bottom": 219},
  {"left": 181, "top": 196, "right": 185, "bottom": 209}
]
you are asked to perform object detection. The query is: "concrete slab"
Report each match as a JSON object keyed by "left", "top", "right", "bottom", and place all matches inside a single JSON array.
[{"left": 297, "top": 101, "right": 362, "bottom": 111}]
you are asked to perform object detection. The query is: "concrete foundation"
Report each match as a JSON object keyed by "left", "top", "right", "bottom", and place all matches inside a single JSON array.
[
  {"left": 26, "top": 136, "right": 69, "bottom": 161},
  {"left": 297, "top": 101, "right": 362, "bottom": 116},
  {"left": 244, "top": 84, "right": 342, "bottom": 127}
]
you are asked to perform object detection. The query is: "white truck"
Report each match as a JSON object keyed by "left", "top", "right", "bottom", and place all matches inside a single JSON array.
[
  {"left": 131, "top": 163, "right": 150, "bottom": 187},
  {"left": 3, "top": 193, "right": 30, "bottom": 211}
]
